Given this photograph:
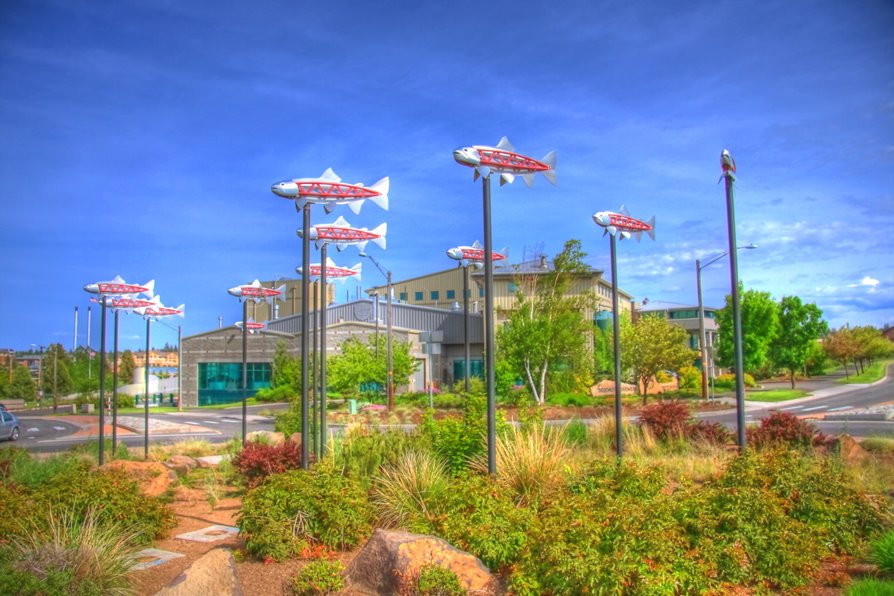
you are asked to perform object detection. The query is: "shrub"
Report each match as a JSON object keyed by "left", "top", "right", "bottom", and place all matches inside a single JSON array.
[
  {"left": 420, "top": 393, "right": 507, "bottom": 474},
  {"left": 656, "top": 370, "right": 673, "bottom": 383},
  {"left": 331, "top": 426, "right": 417, "bottom": 489},
  {"left": 472, "top": 424, "right": 569, "bottom": 505},
  {"left": 292, "top": 560, "right": 345, "bottom": 595},
  {"left": 715, "top": 372, "right": 757, "bottom": 389},
  {"left": 0, "top": 508, "right": 141, "bottom": 596},
  {"left": 238, "top": 465, "right": 374, "bottom": 561},
  {"left": 371, "top": 450, "right": 449, "bottom": 530},
  {"left": 275, "top": 405, "right": 302, "bottom": 436},
  {"left": 637, "top": 400, "right": 691, "bottom": 441},
  {"left": 546, "top": 392, "right": 591, "bottom": 407},
  {"left": 686, "top": 420, "right": 733, "bottom": 445},
  {"left": 746, "top": 411, "right": 824, "bottom": 449},
  {"left": 678, "top": 365, "right": 701, "bottom": 390},
  {"left": 232, "top": 440, "right": 303, "bottom": 488},
  {"left": 412, "top": 563, "right": 465, "bottom": 596},
  {"left": 562, "top": 418, "right": 588, "bottom": 447},
  {"left": 847, "top": 578, "right": 894, "bottom": 595},
  {"left": 870, "top": 530, "right": 894, "bottom": 574},
  {"left": 499, "top": 385, "right": 530, "bottom": 407},
  {"left": 254, "top": 384, "right": 297, "bottom": 403}
]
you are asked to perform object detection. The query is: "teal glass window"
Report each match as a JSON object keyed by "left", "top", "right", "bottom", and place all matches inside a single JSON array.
[
  {"left": 197, "top": 362, "right": 271, "bottom": 406},
  {"left": 399, "top": 292, "right": 408, "bottom": 301},
  {"left": 431, "top": 291, "right": 440, "bottom": 300},
  {"left": 414, "top": 291, "right": 423, "bottom": 301},
  {"left": 446, "top": 290, "right": 455, "bottom": 299}
]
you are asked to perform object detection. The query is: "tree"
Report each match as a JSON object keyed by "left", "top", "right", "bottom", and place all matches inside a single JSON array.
[
  {"left": 10, "top": 364, "right": 37, "bottom": 402},
  {"left": 271, "top": 340, "right": 301, "bottom": 393},
  {"left": 715, "top": 284, "right": 778, "bottom": 374},
  {"left": 119, "top": 350, "right": 136, "bottom": 384},
  {"left": 592, "top": 323, "right": 614, "bottom": 380},
  {"left": 40, "top": 344, "right": 73, "bottom": 410},
  {"left": 620, "top": 314, "right": 695, "bottom": 404},
  {"left": 770, "top": 296, "right": 828, "bottom": 388},
  {"left": 823, "top": 326, "right": 860, "bottom": 378},
  {"left": 327, "top": 335, "right": 418, "bottom": 397},
  {"left": 497, "top": 240, "right": 593, "bottom": 405}
]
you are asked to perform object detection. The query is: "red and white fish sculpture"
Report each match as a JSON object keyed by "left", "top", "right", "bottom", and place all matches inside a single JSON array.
[
  {"left": 298, "top": 216, "right": 387, "bottom": 252},
  {"left": 446, "top": 241, "right": 508, "bottom": 262},
  {"left": 453, "top": 137, "right": 556, "bottom": 187},
  {"left": 91, "top": 294, "right": 159, "bottom": 310},
  {"left": 235, "top": 319, "right": 265, "bottom": 333},
  {"left": 134, "top": 298, "right": 184, "bottom": 320},
  {"left": 84, "top": 275, "right": 154, "bottom": 298},
  {"left": 296, "top": 257, "right": 361, "bottom": 283},
  {"left": 720, "top": 149, "right": 736, "bottom": 182},
  {"left": 592, "top": 205, "right": 655, "bottom": 242},
  {"left": 271, "top": 168, "right": 389, "bottom": 214},
  {"left": 228, "top": 280, "right": 286, "bottom": 303}
]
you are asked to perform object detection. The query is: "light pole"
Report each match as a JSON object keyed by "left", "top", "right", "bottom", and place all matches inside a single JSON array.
[
  {"left": 361, "top": 252, "right": 393, "bottom": 411},
  {"left": 696, "top": 244, "right": 757, "bottom": 401},
  {"left": 720, "top": 149, "right": 746, "bottom": 450}
]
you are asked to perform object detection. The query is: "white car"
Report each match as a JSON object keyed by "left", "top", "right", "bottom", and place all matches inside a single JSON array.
[{"left": 0, "top": 410, "right": 20, "bottom": 441}]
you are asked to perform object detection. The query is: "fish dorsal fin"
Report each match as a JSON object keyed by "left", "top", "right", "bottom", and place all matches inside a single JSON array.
[
  {"left": 326, "top": 257, "right": 337, "bottom": 267},
  {"left": 332, "top": 215, "right": 350, "bottom": 227},
  {"left": 112, "top": 275, "right": 125, "bottom": 284},
  {"left": 496, "top": 137, "right": 516, "bottom": 153},
  {"left": 320, "top": 167, "right": 341, "bottom": 183},
  {"left": 619, "top": 204, "right": 630, "bottom": 216},
  {"left": 250, "top": 279, "right": 261, "bottom": 287},
  {"left": 472, "top": 240, "right": 482, "bottom": 249}
]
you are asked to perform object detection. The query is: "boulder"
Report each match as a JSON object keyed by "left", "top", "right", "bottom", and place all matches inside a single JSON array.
[
  {"left": 246, "top": 430, "right": 285, "bottom": 445},
  {"left": 165, "top": 454, "right": 199, "bottom": 476},
  {"left": 346, "top": 529, "right": 501, "bottom": 595},
  {"left": 154, "top": 548, "right": 241, "bottom": 596},
  {"left": 105, "top": 460, "right": 177, "bottom": 498}
]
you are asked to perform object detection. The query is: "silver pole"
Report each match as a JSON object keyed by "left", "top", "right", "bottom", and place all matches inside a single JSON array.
[
  {"left": 463, "top": 264, "right": 470, "bottom": 393},
  {"left": 386, "top": 272, "right": 393, "bottom": 411},
  {"left": 320, "top": 246, "right": 328, "bottom": 460},
  {"left": 99, "top": 299, "right": 107, "bottom": 466},
  {"left": 73, "top": 306, "right": 78, "bottom": 353},
  {"left": 723, "top": 157, "right": 746, "bottom": 450},
  {"left": 697, "top": 260, "right": 709, "bottom": 400},
  {"left": 300, "top": 204, "right": 310, "bottom": 468},
  {"left": 242, "top": 299, "right": 248, "bottom": 445},
  {"left": 610, "top": 234, "right": 623, "bottom": 458},
  {"left": 112, "top": 309, "right": 119, "bottom": 456},
  {"left": 144, "top": 317, "right": 150, "bottom": 460},
  {"left": 482, "top": 175, "right": 496, "bottom": 474},
  {"left": 177, "top": 325, "right": 182, "bottom": 411},
  {"left": 87, "top": 306, "right": 92, "bottom": 379}
]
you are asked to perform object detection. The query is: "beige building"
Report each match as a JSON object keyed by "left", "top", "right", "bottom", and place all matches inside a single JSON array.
[{"left": 368, "top": 256, "right": 634, "bottom": 325}]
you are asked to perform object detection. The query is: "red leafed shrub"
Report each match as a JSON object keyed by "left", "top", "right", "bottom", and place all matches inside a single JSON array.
[
  {"left": 746, "top": 411, "right": 825, "bottom": 449},
  {"left": 232, "top": 441, "right": 303, "bottom": 488},
  {"left": 637, "top": 401, "right": 692, "bottom": 440},
  {"left": 686, "top": 420, "right": 733, "bottom": 445}
]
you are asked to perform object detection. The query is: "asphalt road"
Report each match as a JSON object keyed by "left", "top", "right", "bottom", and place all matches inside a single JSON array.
[{"left": 6, "top": 366, "right": 892, "bottom": 453}]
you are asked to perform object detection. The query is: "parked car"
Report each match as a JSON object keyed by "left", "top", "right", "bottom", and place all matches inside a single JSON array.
[{"left": 0, "top": 409, "right": 19, "bottom": 441}]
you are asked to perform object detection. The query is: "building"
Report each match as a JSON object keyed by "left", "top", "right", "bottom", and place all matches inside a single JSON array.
[
  {"left": 179, "top": 299, "right": 484, "bottom": 407},
  {"left": 16, "top": 354, "right": 42, "bottom": 382},
  {"left": 638, "top": 300, "right": 720, "bottom": 374},
  {"left": 241, "top": 278, "right": 335, "bottom": 323},
  {"left": 131, "top": 350, "right": 180, "bottom": 368},
  {"left": 367, "top": 255, "right": 635, "bottom": 325}
]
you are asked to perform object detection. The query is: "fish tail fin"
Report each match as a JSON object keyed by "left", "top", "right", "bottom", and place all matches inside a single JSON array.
[
  {"left": 142, "top": 280, "right": 155, "bottom": 298},
  {"left": 371, "top": 223, "right": 387, "bottom": 249},
  {"left": 275, "top": 284, "right": 286, "bottom": 302},
  {"left": 541, "top": 151, "right": 557, "bottom": 185},
  {"left": 177, "top": 305, "right": 185, "bottom": 318},
  {"left": 369, "top": 177, "right": 389, "bottom": 211},
  {"left": 647, "top": 216, "right": 656, "bottom": 241}
]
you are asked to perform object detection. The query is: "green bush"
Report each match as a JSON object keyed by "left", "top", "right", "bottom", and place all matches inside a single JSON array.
[
  {"left": 413, "top": 563, "right": 465, "bottom": 596},
  {"left": 254, "top": 384, "right": 297, "bottom": 403},
  {"left": 274, "top": 405, "right": 302, "bottom": 435},
  {"left": 419, "top": 393, "right": 507, "bottom": 474},
  {"left": 292, "top": 559, "right": 345, "bottom": 595},
  {"left": 331, "top": 427, "right": 418, "bottom": 489},
  {"left": 847, "top": 578, "right": 894, "bottom": 595},
  {"left": 238, "top": 465, "right": 374, "bottom": 561},
  {"left": 871, "top": 530, "right": 894, "bottom": 574},
  {"left": 678, "top": 365, "right": 701, "bottom": 390},
  {"left": 715, "top": 372, "right": 757, "bottom": 389},
  {"left": 562, "top": 418, "right": 588, "bottom": 447},
  {"left": 546, "top": 392, "right": 592, "bottom": 407}
]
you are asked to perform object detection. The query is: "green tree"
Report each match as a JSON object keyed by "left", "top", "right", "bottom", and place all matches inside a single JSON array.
[
  {"left": 770, "top": 297, "right": 828, "bottom": 389},
  {"left": 592, "top": 323, "right": 614, "bottom": 380},
  {"left": 823, "top": 326, "right": 860, "bottom": 378},
  {"left": 118, "top": 349, "right": 136, "bottom": 384},
  {"left": 852, "top": 326, "right": 893, "bottom": 372},
  {"left": 620, "top": 314, "right": 695, "bottom": 404},
  {"left": 40, "top": 344, "right": 74, "bottom": 410},
  {"left": 497, "top": 240, "right": 594, "bottom": 405},
  {"left": 10, "top": 364, "right": 37, "bottom": 402},
  {"left": 271, "top": 340, "right": 301, "bottom": 392},
  {"left": 715, "top": 284, "right": 779, "bottom": 374},
  {"left": 327, "top": 335, "right": 418, "bottom": 398}
]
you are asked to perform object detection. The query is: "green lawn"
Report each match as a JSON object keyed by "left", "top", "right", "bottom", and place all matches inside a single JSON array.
[
  {"left": 745, "top": 389, "right": 809, "bottom": 402},
  {"left": 837, "top": 359, "right": 893, "bottom": 385}
]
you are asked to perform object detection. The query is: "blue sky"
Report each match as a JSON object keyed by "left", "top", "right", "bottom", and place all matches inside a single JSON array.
[{"left": 1, "top": 0, "right": 892, "bottom": 351}]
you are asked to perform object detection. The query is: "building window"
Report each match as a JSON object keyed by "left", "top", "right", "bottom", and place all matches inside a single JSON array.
[
  {"left": 414, "top": 291, "right": 423, "bottom": 301},
  {"left": 399, "top": 292, "right": 408, "bottom": 302},
  {"left": 479, "top": 287, "right": 484, "bottom": 298},
  {"left": 669, "top": 309, "right": 699, "bottom": 320},
  {"left": 446, "top": 290, "right": 455, "bottom": 299},
  {"left": 508, "top": 282, "right": 517, "bottom": 293},
  {"left": 430, "top": 290, "right": 440, "bottom": 300},
  {"left": 197, "top": 362, "right": 271, "bottom": 406}
]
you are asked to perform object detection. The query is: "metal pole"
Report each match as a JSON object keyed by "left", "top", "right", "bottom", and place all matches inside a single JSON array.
[
  {"left": 311, "top": 281, "right": 318, "bottom": 459},
  {"left": 482, "top": 175, "right": 496, "bottom": 474},
  {"left": 87, "top": 306, "right": 92, "bottom": 379},
  {"left": 112, "top": 309, "right": 119, "bottom": 456},
  {"left": 610, "top": 234, "right": 623, "bottom": 459},
  {"left": 53, "top": 345, "right": 58, "bottom": 413},
  {"left": 242, "top": 299, "right": 248, "bottom": 446},
  {"left": 724, "top": 165, "right": 746, "bottom": 450},
  {"left": 300, "top": 204, "right": 310, "bottom": 468},
  {"left": 73, "top": 306, "right": 78, "bottom": 353},
  {"left": 98, "top": 299, "right": 107, "bottom": 466},
  {"left": 463, "top": 263, "right": 470, "bottom": 393},
  {"left": 320, "top": 245, "right": 328, "bottom": 460},
  {"left": 144, "top": 317, "right": 150, "bottom": 460},
  {"left": 386, "top": 271, "right": 394, "bottom": 412},
  {"left": 696, "top": 260, "right": 709, "bottom": 400}
]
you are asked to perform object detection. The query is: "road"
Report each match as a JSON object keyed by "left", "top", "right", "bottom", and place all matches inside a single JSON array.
[{"left": 7, "top": 366, "right": 893, "bottom": 453}]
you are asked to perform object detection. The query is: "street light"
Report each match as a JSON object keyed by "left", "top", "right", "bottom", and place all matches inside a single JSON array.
[
  {"left": 696, "top": 244, "right": 757, "bottom": 401},
  {"left": 360, "top": 252, "right": 393, "bottom": 411}
]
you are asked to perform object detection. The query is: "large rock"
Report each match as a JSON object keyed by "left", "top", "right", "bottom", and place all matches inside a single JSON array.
[
  {"left": 165, "top": 454, "right": 199, "bottom": 476},
  {"left": 105, "top": 460, "right": 177, "bottom": 497},
  {"left": 154, "top": 548, "right": 241, "bottom": 596},
  {"left": 246, "top": 430, "right": 285, "bottom": 445},
  {"left": 346, "top": 529, "right": 501, "bottom": 595},
  {"left": 833, "top": 434, "right": 869, "bottom": 463}
]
